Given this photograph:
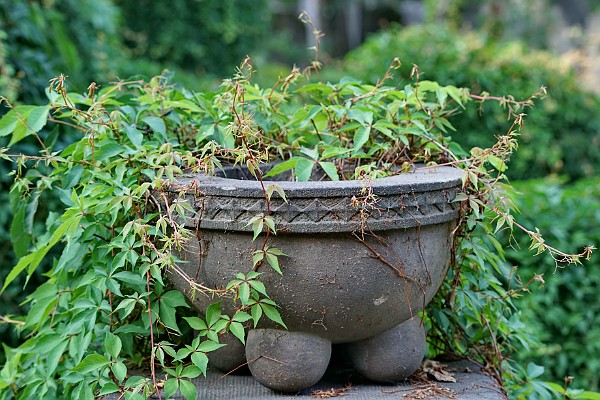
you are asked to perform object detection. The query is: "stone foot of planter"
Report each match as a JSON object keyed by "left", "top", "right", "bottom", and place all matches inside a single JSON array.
[
  {"left": 208, "top": 331, "right": 247, "bottom": 372},
  {"left": 348, "top": 316, "right": 426, "bottom": 383},
  {"left": 245, "top": 329, "right": 332, "bottom": 393}
]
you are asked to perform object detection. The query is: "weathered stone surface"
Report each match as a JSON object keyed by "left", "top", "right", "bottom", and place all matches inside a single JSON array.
[
  {"left": 106, "top": 360, "right": 508, "bottom": 399},
  {"left": 207, "top": 331, "right": 247, "bottom": 373},
  {"left": 348, "top": 316, "right": 426, "bottom": 382},
  {"left": 173, "top": 165, "right": 462, "bottom": 233},
  {"left": 245, "top": 329, "right": 332, "bottom": 393},
  {"left": 167, "top": 164, "right": 464, "bottom": 391},
  {"left": 171, "top": 222, "right": 455, "bottom": 343}
]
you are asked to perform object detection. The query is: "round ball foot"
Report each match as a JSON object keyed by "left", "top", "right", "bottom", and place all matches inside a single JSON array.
[
  {"left": 208, "top": 331, "right": 247, "bottom": 373},
  {"left": 246, "top": 329, "right": 331, "bottom": 392},
  {"left": 348, "top": 316, "right": 426, "bottom": 383}
]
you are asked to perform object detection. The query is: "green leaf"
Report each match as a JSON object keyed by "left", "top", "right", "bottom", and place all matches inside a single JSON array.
[
  {"left": 2, "top": 213, "right": 81, "bottom": 293},
  {"left": 265, "top": 184, "right": 287, "bottom": 203},
  {"left": 10, "top": 202, "right": 29, "bottom": 258},
  {"left": 72, "top": 354, "right": 110, "bottom": 374},
  {"left": 191, "top": 352, "right": 209, "bottom": 374},
  {"left": 263, "top": 158, "right": 298, "bottom": 178},
  {"left": 445, "top": 85, "right": 466, "bottom": 108},
  {"left": 125, "top": 125, "right": 144, "bottom": 148},
  {"left": 159, "top": 291, "right": 189, "bottom": 333},
  {"left": 0, "top": 106, "right": 50, "bottom": 146},
  {"left": 353, "top": 126, "right": 371, "bottom": 152},
  {"left": 31, "top": 333, "right": 66, "bottom": 356},
  {"left": 160, "top": 290, "right": 189, "bottom": 308},
  {"left": 251, "top": 218, "right": 263, "bottom": 241},
  {"left": 113, "top": 298, "right": 138, "bottom": 318},
  {"left": 264, "top": 216, "right": 276, "bottom": 234},
  {"left": 163, "top": 378, "right": 179, "bottom": 399},
  {"left": 233, "top": 311, "right": 253, "bottom": 323},
  {"left": 112, "top": 362, "right": 128, "bottom": 382},
  {"left": 229, "top": 322, "right": 246, "bottom": 344},
  {"left": 575, "top": 392, "right": 600, "bottom": 400},
  {"left": 179, "top": 379, "right": 198, "bottom": 400},
  {"left": 197, "top": 340, "right": 226, "bottom": 353},
  {"left": 252, "top": 250, "right": 265, "bottom": 268},
  {"left": 265, "top": 252, "right": 282, "bottom": 275},
  {"left": 104, "top": 332, "right": 122, "bottom": 360},
  {"left": 0, "top": 109, "right": 18, "bottom": 137},
  {"left": 47, "top": 338, "right": 69, "bottom": 375},
  {"left": 98, "top": 382, "right": 121, "bottom": 396},
  {"left": 526, "top": 362, "right": 545, "bottom": 379},
  {"left": 294, "top": 83, "right": 334, "bottom": 96},
  {"left": 318, "top": 161, "right": 339, "bottom": 181},
  {"left": 321, "top": 146, "right": 351, "bottom": 159},
  {"left": 488, "top": 155, "right": 507, "bottom": 172},
  {"left": 26, "top": 106, "right": 50, "bottom": 133},
  {"left": 161, "top": 99, "right": 202, "bottom": 112},
  {"left": 205, "top": 302, "right": 221, "bottom": 326},
  {"left": 266, "top": 247, "right": 285, "bottom": 256},
  {"left": 112, "top": 271, "right": 146, "bottom": 286},
  {"left": 347, "top": 108, "right": 373, "bottom": 126},
  {"left": 181, "top": 365, "right": 202, "bottom": 379},
  {"left": 416, "top": 80, "right": 440, "bottom": 92},
  {"left": 95, "top": 141, "right": 124, "bottom": 161},
  {"left": 143, "top": 116, "right": 166, "bottom": 137},
  {"left": 251, "top": 304, "right": 262, "bottom": 327},
  {"left": 23, "top": 292, "right": 57, "bottom": 330},
  {"left": 300, "top": 146, "right": 319, "bottom": 160},
  {"left": 260, "top": 303, "right": 287, "bottom": 328},
  {"left": 184, "top": 316, "right": 207, "bottom": 331},
  {"left": 248, "top": 280, "right": 268, "bottom": 297},
  {"left": 239, "top": 282, "right": 250, "bottom": 304},
  {"left": 294, "top": 158, "right": 315, "bottom": 182}
]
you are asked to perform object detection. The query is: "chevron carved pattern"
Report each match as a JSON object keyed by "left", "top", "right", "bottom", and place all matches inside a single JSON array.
[{"left": 188, "top": 186, "right": 461, "bottom": 233}]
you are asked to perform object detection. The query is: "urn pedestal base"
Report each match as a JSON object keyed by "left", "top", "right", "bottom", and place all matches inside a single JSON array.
[{"left": 214, "top": 317, "right": 426, "bottom": 393}]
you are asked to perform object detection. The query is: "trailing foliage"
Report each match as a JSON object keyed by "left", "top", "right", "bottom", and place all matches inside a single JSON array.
[
  {"left": 0, "top": 56, "right": 593, "bottom": 399},
  {"left": 0, "top": 0, "right": 223, "bottom": 354},
  {"left": 338, "top": 24, "right": 600, "bottom": 181},
  {"left": 503, "top": 177, "right": 600, "bottom": 392}
]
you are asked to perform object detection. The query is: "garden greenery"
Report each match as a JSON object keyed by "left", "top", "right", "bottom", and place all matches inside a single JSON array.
[
  {"left": 0, "top": 53, "right": 594, "bottom": 400},
  {"left": 339, "top": 24, "right": 600, "bottom": 181},
  {"left": 506, "top": 177, "right": 600, "bottom": 392}
]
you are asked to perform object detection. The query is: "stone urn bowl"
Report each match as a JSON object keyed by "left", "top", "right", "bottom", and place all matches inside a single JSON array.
[{"left": 168, "top": 165, "right": 463, "bottom": 392}]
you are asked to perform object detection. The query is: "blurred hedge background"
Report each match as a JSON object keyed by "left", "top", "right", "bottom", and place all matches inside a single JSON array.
[{"left": 2, "top": 0, "right": 600, "bottom": 392}]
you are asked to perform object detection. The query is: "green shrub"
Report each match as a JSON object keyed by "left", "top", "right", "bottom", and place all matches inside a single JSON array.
[
  {"left": 0, "top": 0, "right": 220, "bottom": 104},
  {"left": 0, "top": 0, "right": 125, "bottom": 103},
  {"left": 0, "top": 0, "right": 253, "bottom": 363},
  {"left": 116, "top": 0, "right": 270, "bottom": 76},
  {"left": 338, "top": 24, "right": 600, "bottom": 181},
  {"left": 0, "top": 59, "right": 595, "bottom": 398},
  {"left": 503, "top": 177, "right": 600, "bottom": 391}
]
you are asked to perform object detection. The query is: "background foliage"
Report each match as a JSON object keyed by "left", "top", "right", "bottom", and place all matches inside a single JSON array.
[
  {"left": 116, "top": 0, "right": 269, "bottom": 76},
  {"left": 505, "top": 177, "right": 600, "bottom": 391},
  {"left": 0, "top": 0, "right": 123, "bottom": 103},
  {"left": 339, "top": 23, "right": 600, "bottom": 181}
]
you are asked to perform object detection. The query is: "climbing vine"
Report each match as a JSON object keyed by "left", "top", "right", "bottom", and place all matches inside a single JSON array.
[{"left": 0, "top": 53, "right": 594, "bottom": 400}]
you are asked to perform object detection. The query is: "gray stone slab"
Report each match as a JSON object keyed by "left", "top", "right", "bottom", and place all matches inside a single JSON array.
[
  {"left": 193, "top": 360, "right": 505, "bottom": 400},
  {"left": 118, "top": 360, "right": 506, "bottom": 400}
]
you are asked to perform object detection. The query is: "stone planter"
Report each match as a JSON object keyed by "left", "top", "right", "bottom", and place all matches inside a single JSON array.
[{"left": 168, "top": 165, "right": 463, "bottom": 392}]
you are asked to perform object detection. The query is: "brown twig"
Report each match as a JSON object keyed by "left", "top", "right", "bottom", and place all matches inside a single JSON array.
[
  {"left": 0, "top": 315, "right": 25, "bottom": 326},
  {"left": 146, "top": 269, "right": 161, "bottom": 400}
]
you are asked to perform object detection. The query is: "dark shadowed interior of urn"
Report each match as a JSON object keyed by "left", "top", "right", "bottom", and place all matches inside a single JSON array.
[
  {"left": 214, "top": 162, "right": 411, "bottom": 182},
  {"left": 215, "top": 163, "right": 327, "bottom": 182}
]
